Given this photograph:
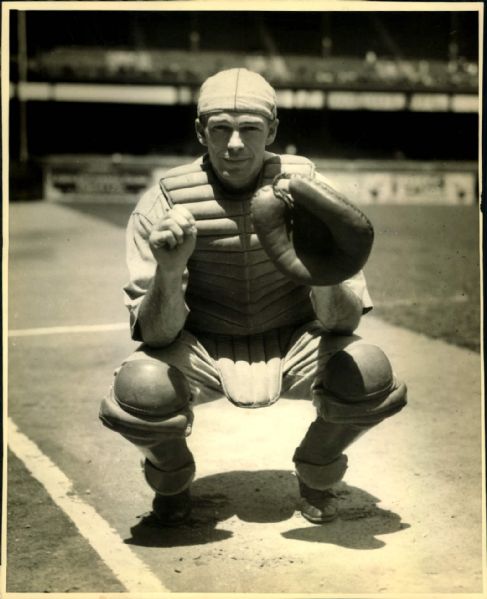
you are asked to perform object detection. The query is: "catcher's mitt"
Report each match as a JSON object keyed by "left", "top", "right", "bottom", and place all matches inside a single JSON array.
[{"left": 250, "top": 174, "right": 374, "bottom": 286}]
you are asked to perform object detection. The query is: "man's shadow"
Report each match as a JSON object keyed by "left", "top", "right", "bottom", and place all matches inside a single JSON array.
[{"left": 125, "top": 470, "right": 409, "bottom": 549}]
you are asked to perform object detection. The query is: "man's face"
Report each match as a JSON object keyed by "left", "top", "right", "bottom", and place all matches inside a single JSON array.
[{"left": 196, "top": 111, "right": 278, "bottom": 191}]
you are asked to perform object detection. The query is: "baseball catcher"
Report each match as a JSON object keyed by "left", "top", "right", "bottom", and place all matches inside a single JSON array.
[{"left": 100, "top": 68, "right": 407, "bottom": 525}]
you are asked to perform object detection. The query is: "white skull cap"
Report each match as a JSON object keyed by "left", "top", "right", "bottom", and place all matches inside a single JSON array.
[{"left": 197, "top": 68, "right": 277, "bottom": 120}]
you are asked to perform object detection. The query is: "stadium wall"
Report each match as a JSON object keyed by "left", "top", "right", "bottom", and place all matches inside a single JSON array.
[
  {"left": 8, "top": 9, "right": 480, "bottom": 204},
  {"left": 41, "top": 154, "right": 477, "bottom": 206}
]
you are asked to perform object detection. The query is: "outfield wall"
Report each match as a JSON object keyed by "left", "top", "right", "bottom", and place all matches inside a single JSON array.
[
  {"left": 311, "top": 159, "right": 477, "bottom": 205},
  {"left": 41, "top": 155, "right": 478, "bottom": 205}
]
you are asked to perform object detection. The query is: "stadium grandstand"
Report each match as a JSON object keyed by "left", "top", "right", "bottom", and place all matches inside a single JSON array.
[{"left": 9, "top": 9, "right": 479, "bottom": 204}]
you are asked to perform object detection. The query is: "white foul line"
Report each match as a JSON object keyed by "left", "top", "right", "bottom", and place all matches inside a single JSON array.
[
  {"left": 8, "top": 418, "right": 168, "bottom": 593},
  {"left": 7, "top": 294, "right": 471, "bottom": 338},
  {"left": 9, "top": 322, "right": 129, "bottom": 337}
]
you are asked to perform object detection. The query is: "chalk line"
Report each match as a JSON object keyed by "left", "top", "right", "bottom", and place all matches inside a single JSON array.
[{"left": 8, "top": 418, "right": 167, "bottom": 593}]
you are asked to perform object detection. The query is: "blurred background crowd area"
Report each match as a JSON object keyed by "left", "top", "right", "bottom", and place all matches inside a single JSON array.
[
  {"left": 11, "top": 11, "right": 478, "bottom": 90},
  {"left": 9, "top": 9, "right": 480, "bottom": 203}
]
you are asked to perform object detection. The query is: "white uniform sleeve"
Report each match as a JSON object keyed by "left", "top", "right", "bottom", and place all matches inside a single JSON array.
[
  {"left": 122, "top": 185, "right": 169, "bottom": 338},
  {"left": 342, "top": 270, "right": 373, "bottom": 314},
  {"left": 311, "top": 170, "right": 374, "bottom": 313}
]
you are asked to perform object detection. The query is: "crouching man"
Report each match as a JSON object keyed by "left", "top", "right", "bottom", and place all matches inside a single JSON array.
[{"left": 100, "top": 68, "right": 407, "bottom": 526}]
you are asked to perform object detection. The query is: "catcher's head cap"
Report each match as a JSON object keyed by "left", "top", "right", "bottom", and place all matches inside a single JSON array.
[{"left": 197, "top": 68, "right": 277, "bottom": 120}]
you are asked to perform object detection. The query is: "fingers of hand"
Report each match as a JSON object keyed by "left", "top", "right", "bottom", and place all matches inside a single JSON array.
[
  {"left": 151, "top": 207, "right": 197, "bottom": 249},
  {"left": 171, "top": 205, "right": 197, "bottom": 232},
  {"left": 150, "top": 229, "right": 179, "bottom": 250}
]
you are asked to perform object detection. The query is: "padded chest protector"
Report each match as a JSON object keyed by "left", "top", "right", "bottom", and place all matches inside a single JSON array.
[
  {"left": 160, "top": 154, "right": 316, "bottom": 337},
  {"left": 158, "top": 155, "right": 316, "bottom": 408}
]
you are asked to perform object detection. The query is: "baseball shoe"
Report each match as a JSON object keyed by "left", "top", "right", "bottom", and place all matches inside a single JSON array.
[
  {"left": 298, "top": 479, "right": 338, "bottom": 524},
  {"left": 152, "top": 488, "right": 192, "bottom": 526}
]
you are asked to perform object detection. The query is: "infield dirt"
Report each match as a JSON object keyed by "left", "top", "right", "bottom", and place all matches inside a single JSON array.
[{"left": 6, "top": 200, "right": 484, "bottom": 594}]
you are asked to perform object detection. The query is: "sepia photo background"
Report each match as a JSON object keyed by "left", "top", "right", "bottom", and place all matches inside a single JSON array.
[{"left": 3, "top": 2, "right": 484, "bottom": 596}]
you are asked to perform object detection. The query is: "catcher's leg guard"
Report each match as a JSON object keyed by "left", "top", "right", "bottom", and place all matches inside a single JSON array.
[
  {"left": 99, "top": 359, "right": 196, "bottom": 495},
  {"left": 294, "top": 343, "right": 407, "bottom": 490}
]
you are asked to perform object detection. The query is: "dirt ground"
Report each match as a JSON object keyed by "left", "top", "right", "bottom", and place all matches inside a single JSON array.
[{"left": 5, "top": 200, "right": 485, "bottom": 596}]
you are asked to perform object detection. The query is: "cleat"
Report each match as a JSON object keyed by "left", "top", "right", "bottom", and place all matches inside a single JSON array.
[
  {"left": 152, "top": 488, "right": 192, "bottom": 526},
  {"left": 298, "top": 479, "right": 338, "bottom": 524}
]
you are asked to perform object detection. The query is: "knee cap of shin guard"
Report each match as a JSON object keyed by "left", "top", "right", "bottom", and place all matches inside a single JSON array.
[
  {"left": 316, "top": 344, "right": 407, "bottom": 424},
  {"left": 321, "top": 344, "right": 394, "bottom": 403},
  {"left": 114, "top": 360, "right": 191, "bottom": 418}
]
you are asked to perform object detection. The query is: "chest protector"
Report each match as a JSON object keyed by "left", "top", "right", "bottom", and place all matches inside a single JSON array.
[
  {"left": 160, "top": 154, "right": 316, "bottom": 337},
  {"left": 159, "top": 154, "right": 316, "bottom": 408}
]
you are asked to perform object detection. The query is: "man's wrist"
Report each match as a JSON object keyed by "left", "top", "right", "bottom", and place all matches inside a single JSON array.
[{"left": 154, "top": 265, "right": 185, "bottom": 289}]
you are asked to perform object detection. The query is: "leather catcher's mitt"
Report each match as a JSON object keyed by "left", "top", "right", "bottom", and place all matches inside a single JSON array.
[{"left": 250, "top": 174, "right": 374, "bottom": 286}]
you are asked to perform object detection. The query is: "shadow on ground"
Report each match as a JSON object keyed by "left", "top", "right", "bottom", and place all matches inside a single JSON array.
[{"left": 125, "top": 470, "right": 409, "bottom": 549}]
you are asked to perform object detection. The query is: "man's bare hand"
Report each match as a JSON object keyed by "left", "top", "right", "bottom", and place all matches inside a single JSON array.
[{"left": 149, "top": 205, "right": 197, "bottom": 275}]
